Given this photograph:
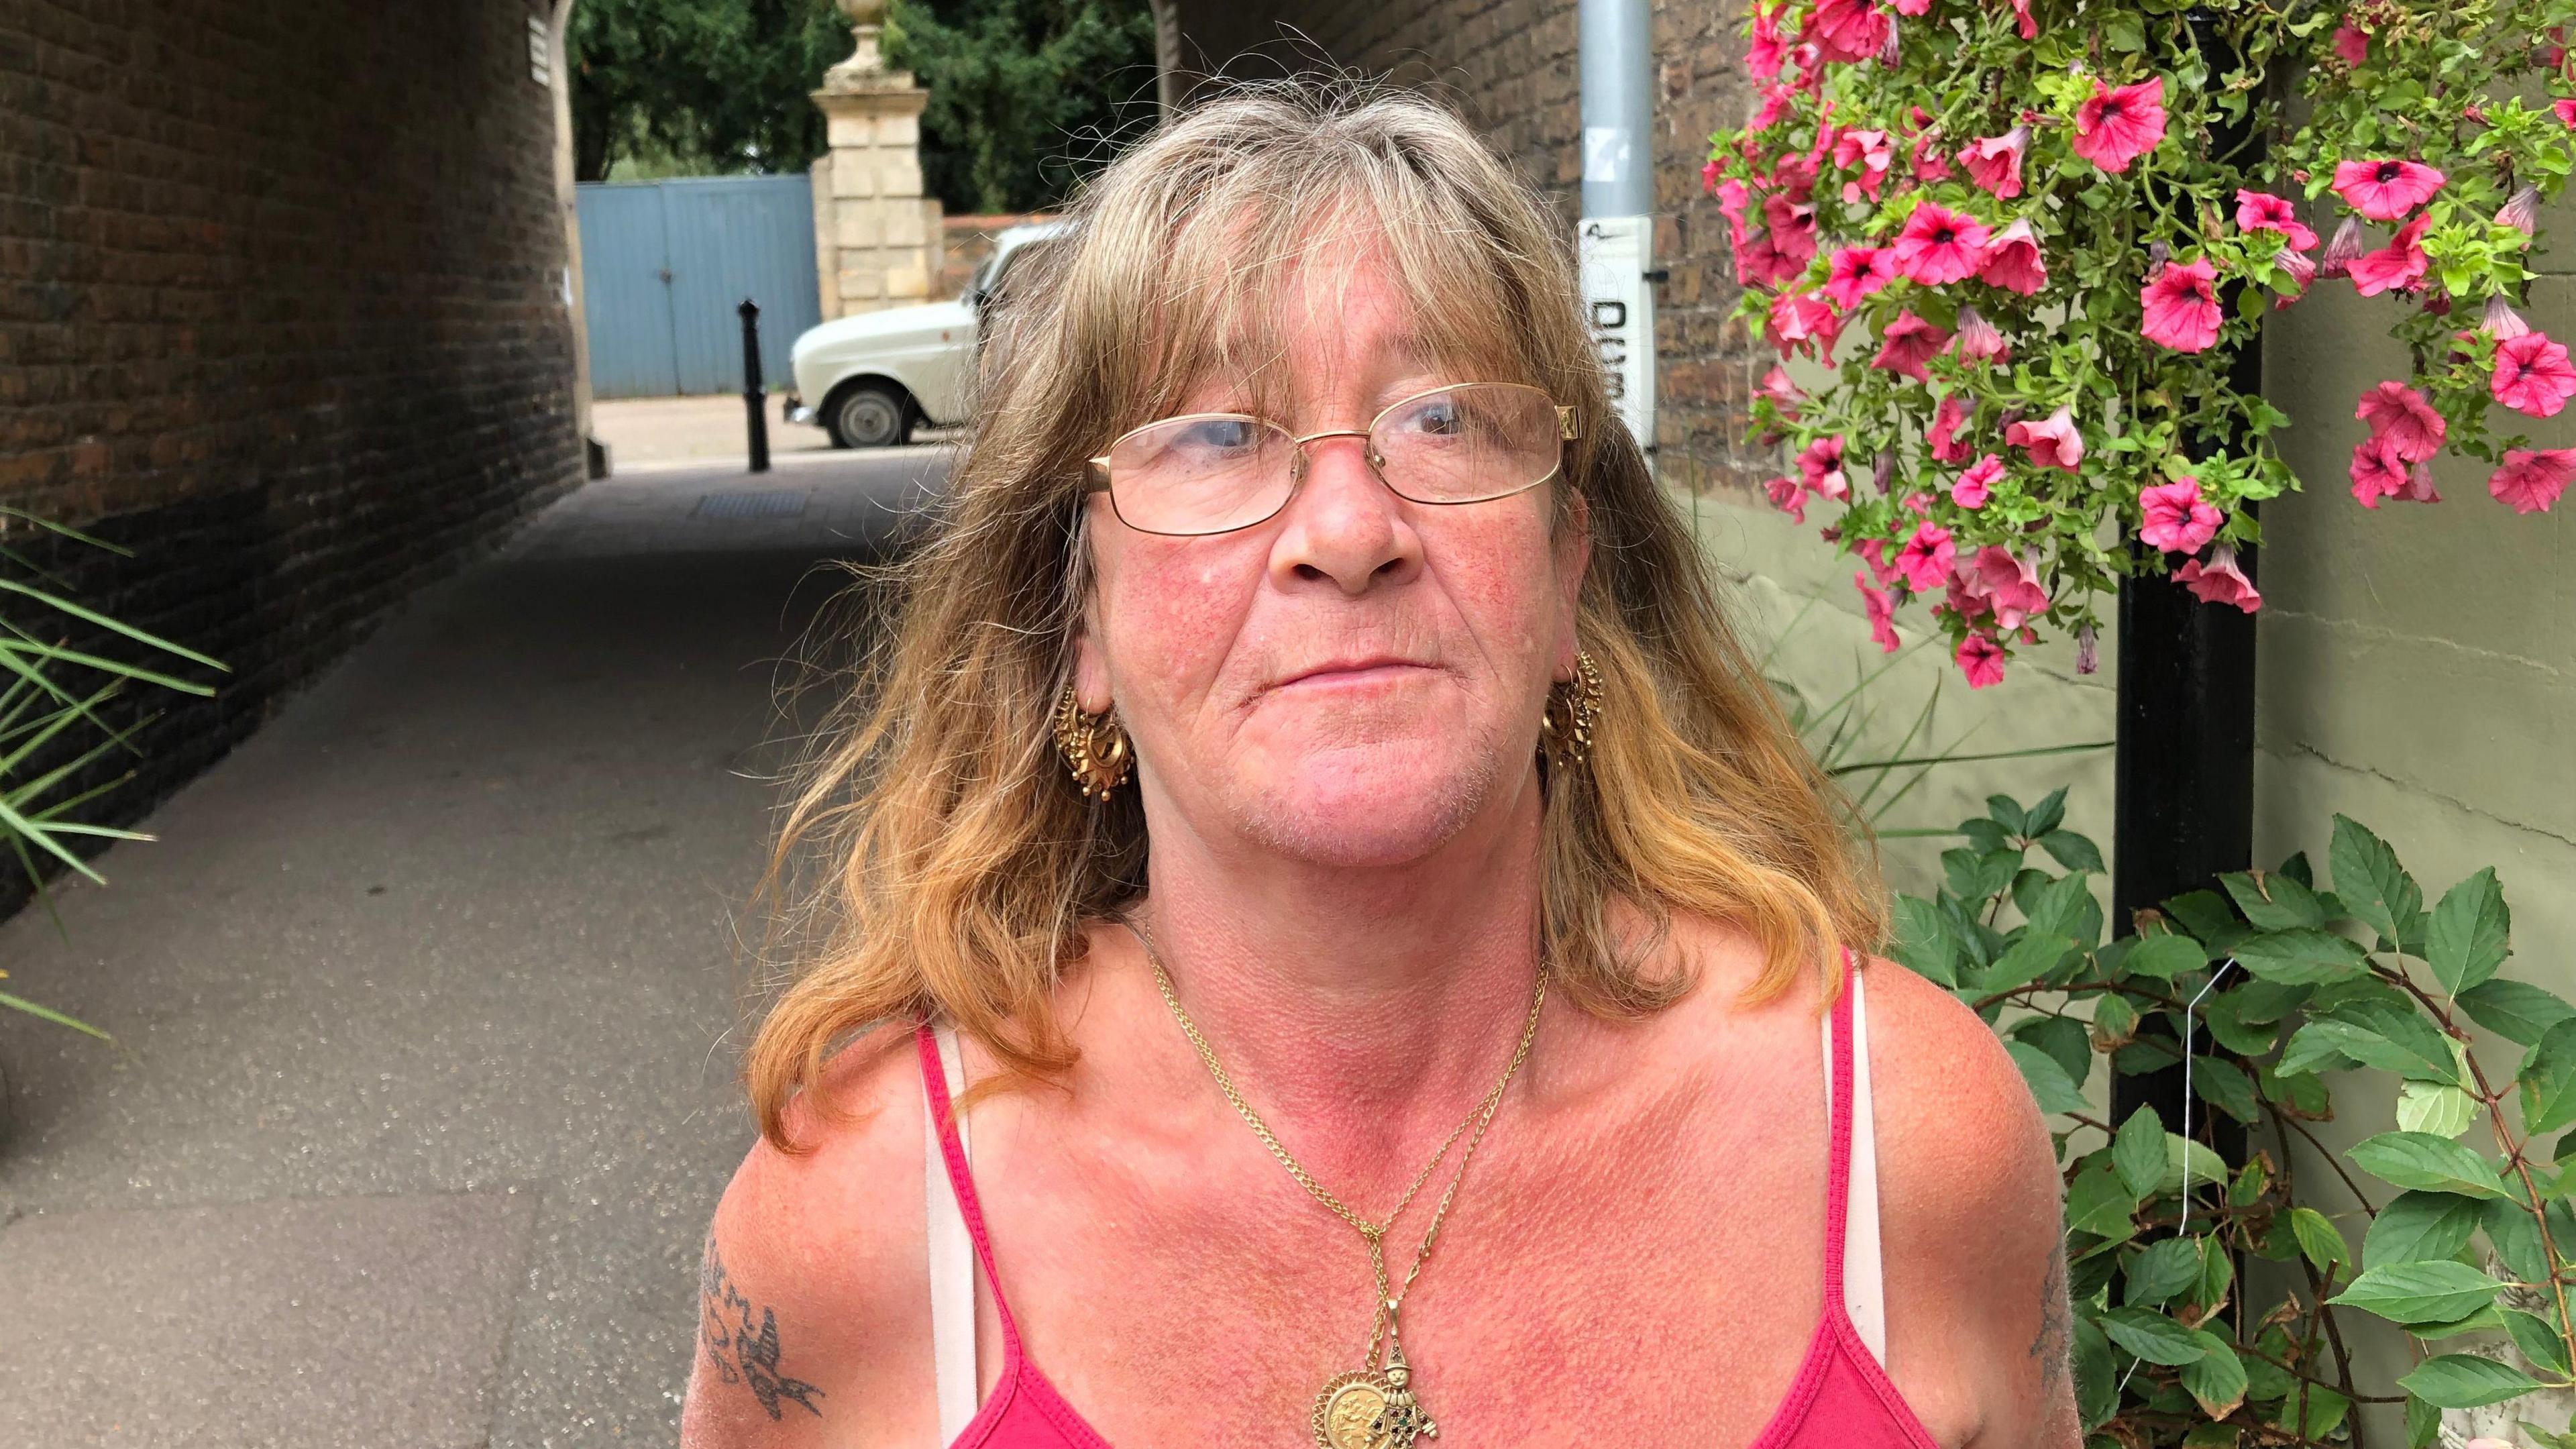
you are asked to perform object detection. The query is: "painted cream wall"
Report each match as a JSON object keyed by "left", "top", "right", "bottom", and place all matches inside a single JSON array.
[{"left": 1674, "top": 485, "right": 2120, "bottom": 898}]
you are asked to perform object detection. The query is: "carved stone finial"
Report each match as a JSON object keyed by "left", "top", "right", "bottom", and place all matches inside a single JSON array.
[{"left": 826, "top": 0, "right": 890, "bottom": 87}]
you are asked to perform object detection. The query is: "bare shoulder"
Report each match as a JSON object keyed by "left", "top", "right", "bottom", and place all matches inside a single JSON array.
[
  {"left": 681, "top": 1026, "right": 934, "bottom": 1448},
  {"left": 1858, "top": 955, "right": 2080, "bottom": 1448}
]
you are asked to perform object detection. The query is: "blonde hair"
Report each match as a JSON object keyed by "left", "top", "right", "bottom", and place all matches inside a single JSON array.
[{"left": 745, "top": 80, "right": 1884, "bottom": 1150}]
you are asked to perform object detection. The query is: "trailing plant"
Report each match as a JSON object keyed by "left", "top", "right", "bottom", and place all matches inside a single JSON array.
[
  {"left": 1705, "top": 0, "right": 2576, "bottom": 690},
  {"left": 1902, "top": 795, "right": 2576, "bottom": 1446},
  {"left": 0, "top": 509, "right": 223, "bottom": 1037}
]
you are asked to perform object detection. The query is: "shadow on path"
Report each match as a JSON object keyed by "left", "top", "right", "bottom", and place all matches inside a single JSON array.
[{"left": 0, "top": 447, "right": 947, "bottom": 1448}]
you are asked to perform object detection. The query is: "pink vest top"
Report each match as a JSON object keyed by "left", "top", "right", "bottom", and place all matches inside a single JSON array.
[{"left": 912, "top": 949, "right": 1941, "bottom": 1447}]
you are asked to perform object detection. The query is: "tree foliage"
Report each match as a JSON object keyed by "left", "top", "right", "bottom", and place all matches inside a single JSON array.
[
  {"left": 888, "top": 0, "right": 1159, "bottom": 214},
  {"left": 566, "top": 0, "right": 1159, "bottom": 213},
  {"left": 568, "top": 0, "right": 848, "bottom": 182}
]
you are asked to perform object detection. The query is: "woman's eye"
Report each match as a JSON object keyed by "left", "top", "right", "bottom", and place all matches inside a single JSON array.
[
  {"left": 1393, "top": 399, "right": 1464, "bottom": 437},
  {"left": 1176, "top": 419, "right": 1259, "bottom": 451}
]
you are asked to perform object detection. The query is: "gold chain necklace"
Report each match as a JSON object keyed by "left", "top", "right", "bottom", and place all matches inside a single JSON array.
[{"left": 1130, "top": 918, "right": 1547, "bottom": 1449}]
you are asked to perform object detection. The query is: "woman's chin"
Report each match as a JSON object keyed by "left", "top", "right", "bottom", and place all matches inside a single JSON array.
[{"left": 1227, "top": 743, "right": 1514, "bottom": 867}]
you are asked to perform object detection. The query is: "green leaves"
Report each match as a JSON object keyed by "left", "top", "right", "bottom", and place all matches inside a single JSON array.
[
  {"left": 2346, "top": 1132, "right": 2511, "bottom": 1199},
  {"left": 2327, "top": 1260, "right": 2509, "bottom": 1325},
  {"left": 2099, "top": 1306, "right": 2208, "bottom": 1365},
  {"left": 2287, "top": 1207, "right": 2351, "bottom": 1279},
  {"left": 2123, "top": 932, "right": 2209, "bottom": 979},
  {"left": 2397, "top": 1354, "right": 2544, "bottom": 1409},
  {"left": 2330, "top": 815, "right": 2424, "bottom": 951},
  {"left": 2426, "top": 867, "right": 2511, "bottom": 996},
  {"left": 2113, "top": 1106, "right": 2167, "bottom": 1200},
  {"left": 2363, "top": 1191, "right": 2483, "bottom": 1267},
  {"left": 2522, "top": 1018, "right": 2576, "bottom": 1138},
  {"left": 2007, "top": 1040, "right": 2090, "bottom": 1116},
  {"left": 2231, "top": 928, "right": 2371, "bottom": 985}
]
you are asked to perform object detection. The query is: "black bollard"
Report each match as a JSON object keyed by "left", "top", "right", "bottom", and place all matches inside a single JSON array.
[{"left": 739, "top": 298, "right": 770, "bottom": 474}]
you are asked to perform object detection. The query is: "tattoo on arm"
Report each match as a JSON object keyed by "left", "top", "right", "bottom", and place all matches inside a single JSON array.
[
  {"left": 2029, "top": 1243, "right": 2072, "bottom": 1391},
  {"left": 700, "top": 1240, "right": 826, "bottom": 1421}
]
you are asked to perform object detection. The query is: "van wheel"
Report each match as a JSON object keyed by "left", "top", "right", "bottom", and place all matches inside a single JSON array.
[{"left": 826, "top": 384, "right": 913, "bottom": 449}]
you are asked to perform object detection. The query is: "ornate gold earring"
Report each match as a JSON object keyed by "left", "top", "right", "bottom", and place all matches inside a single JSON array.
[
  {"left": 1539, "top": 649, "right": 1605, "bottom": 773},
  {"left": 1053, "top": 685, "right": 1134, "bottom": 800}
]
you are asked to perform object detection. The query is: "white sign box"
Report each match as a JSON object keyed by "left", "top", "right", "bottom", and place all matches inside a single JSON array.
[{"left": 1576, "top": 215, "right": 1656, "bottom": 455}]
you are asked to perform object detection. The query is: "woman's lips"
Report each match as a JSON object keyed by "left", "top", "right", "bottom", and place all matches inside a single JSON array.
[{"left": 1271, "top": 659, "right": 1438, "bottom": 692}]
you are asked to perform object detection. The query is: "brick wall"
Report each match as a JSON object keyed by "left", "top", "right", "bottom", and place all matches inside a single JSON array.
[
  {"left": 0, "top": 0, "right": 582, "bottom": 904},
  {"left": 1173, "top": 0, "right": 1764, "bottom": 494}
]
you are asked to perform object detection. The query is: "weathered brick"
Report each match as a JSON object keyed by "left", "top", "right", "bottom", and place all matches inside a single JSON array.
[{"left": 0, "top": 0, "right": 581, "bottom": 918}]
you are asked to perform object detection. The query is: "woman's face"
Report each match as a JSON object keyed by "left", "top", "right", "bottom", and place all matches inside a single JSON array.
[{"left": 1073, "top": 246, "right": 1589, "bottom": 869}]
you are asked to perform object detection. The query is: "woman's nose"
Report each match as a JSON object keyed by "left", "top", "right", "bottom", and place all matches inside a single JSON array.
[{"left": 1271, "top": 433, "right": 1423, "bottom": 595}]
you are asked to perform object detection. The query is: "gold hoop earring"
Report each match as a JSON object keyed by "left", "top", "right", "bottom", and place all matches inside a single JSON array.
[
  {"left": 1539, "top": 649, "right": 1605, "bottom": 773},
  {"left": 1053, "top": 685, "right": 1134, "bottom": 800}
]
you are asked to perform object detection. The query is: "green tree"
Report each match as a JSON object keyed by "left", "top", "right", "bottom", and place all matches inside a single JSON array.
[
  {"left": 568, "top": 0, "right": 850, "bottom": 182},
  {"left": 567, "top": 0, "right": 1158, "bottom": 211},
  {"left": 887, "top": 0, "right": 1158, "bottom": 213}
]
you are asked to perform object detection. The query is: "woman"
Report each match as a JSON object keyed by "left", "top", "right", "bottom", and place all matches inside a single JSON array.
[{"left": 686, "top": 85, "right": 2076, "bottom": 1448}]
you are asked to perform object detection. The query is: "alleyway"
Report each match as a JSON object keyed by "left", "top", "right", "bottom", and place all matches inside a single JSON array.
[{"left": 0, "top": 447, "right": 947, "bottom": 1448}]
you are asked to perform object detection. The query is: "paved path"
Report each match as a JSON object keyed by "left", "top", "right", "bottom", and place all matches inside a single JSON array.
[{"left": 0, "top": 447, "right": 949, "bottom": 1448}]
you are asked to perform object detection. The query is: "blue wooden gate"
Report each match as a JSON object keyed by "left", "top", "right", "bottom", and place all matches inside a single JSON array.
[{"left": 576, "top": 176, "right": 822, "bottom": 398}]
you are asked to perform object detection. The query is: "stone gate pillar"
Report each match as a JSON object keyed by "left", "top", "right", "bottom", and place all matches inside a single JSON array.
[{"left": 810, "top": 0, "right": 941, "bottom": 319}]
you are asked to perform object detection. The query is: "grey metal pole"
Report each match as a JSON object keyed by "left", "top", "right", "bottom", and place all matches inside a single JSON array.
[{"left": 1578, "top": 0, "right": 1653, "bottom": 219}]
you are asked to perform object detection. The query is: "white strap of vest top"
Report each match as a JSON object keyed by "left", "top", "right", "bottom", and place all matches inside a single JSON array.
[
  {"left": 1823, "top": 969, "right": 1890, "bottom": 1366},
  {"left": 925, "top": 1024, "right": 979, "bottom": 1441}
]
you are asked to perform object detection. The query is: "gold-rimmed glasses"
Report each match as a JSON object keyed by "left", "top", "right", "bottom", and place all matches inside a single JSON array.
[{"left": 1083, "top": 382, "right": 1580, "bottom": 537}]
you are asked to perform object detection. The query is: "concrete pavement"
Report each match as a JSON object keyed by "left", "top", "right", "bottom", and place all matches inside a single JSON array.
[{"left": 0, "top": 446, "right": 951, "bottom": 1448}]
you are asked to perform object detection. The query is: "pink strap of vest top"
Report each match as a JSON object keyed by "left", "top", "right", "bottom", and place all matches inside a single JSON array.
[{"left": 914, "top": 947, "right": 1940, "bottom": 1448}]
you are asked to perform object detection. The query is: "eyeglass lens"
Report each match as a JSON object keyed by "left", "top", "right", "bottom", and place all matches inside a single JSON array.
[{"left": 1101, "top": 384, "right": 1562, "bottom": 536}]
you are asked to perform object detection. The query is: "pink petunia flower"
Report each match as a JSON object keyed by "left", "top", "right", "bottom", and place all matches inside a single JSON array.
[
  {"left": 1747, "top": 6, "right": 1788, "bottom": 78},
  {"left": 2004, "top": 404, "right": 2084, "bottom": 472},
  {"left": 1950, "top": 453, "right": 2004, "bottom": 509},
  {"left": 1758, "top": 366, "right": 1805, "bottom": 415},
  {"left": 1957, "top": 126, "right": 2030, "bottom": 200},
  {"left": 2498, "top": 186, "right": 2541, "bottom": 235},
  {"left": 2076, "top": 622, "right": 2099, "bottom": 676},
  {"left": 2354, "top": 380, "right": 2445, "bottom": 461},
  {"left": 2318, "top": 215, "right": 2364, "bottom": 278},
  {"left": 2349, "top": 215, "right": 2430, "bottom": 297},
  {"left": 1856, "top": 571, "right": 1901, "bottom": 652},
  {"left": 1952, "top": 305, "right": 2009, "bottom": 364},
  {"left": 2483, "top": 296, "right": 2531, "bottom": 340},
  {"left": 2234, "top": 190, "right": 2319, "bottom": 252},
  {"left": 1823, "top": 245, "right": 1899, "bottom": 310},
  {"left": 2138, "top": 476, "right": 2221, "bottom": 553},
  {"left": 1892, "top": 203, "right": 1992, "bottom": 286},
  {"left": 1954, "top": 545, "right": 2049, "bottom": 629},
  {"left": 2489, "top": 447, "right": 2576, "bottom": 513},
  {"left": 2141, "top": 258, "right": 2222, "bottom": 353},
  {"left": 1762, "top": 194, "right": 1820, "bottom": 262},
  {"left": 1763, "top": 475, "right": 1809, "bottom": 523},
  {"left": 1928, "top": 392, "right": 1972, "bottom": 464},
  {"left": 1733, "top": 230, "right": 1803, "bottom": 288},
  {"left": 2174, "top": 545, "right": 2261, "bottom": 612},
  {"left": 2271, "top": 246, "right": 2316, "bottom": 308},
  {"left": 1833, "top": 128, "right": 1896, "bottom": 201},
  {"left": 1890, "top": 0, "right": 1929, "bottom": 14},
  {"left": 2071, "top": 76, "right": 2168, "bottom": 173},
  {"left": 1854, "top": 535, "right": 1900, "bottom": 587},
  {"left": 2557, "top": 97, "right": 2576, "bottom": 130},
  {"left": 1797, "top": 434, "right": 1851, "bottom": 500},
  {"left": 2006, "top": 0, "right": 2035, "bottom": 39},
  {"left": 1805, "top": 0, "right": 1889, "bottom": 62},
  {"left": 1714, "top": 177, "right": 1754, "bottom": 244},
  {"left": 1955, "top": 631, "right": 2006, "bottom": 688},
  {"left": 2493, "top": 331, "right": 2576, "bottom": 417},
  {"left": 2394, "top": 460, "right": 2442, "bottom": 504},
  {"left": 2331, "top": 23, "right": 2369, "bottom": 65},
  {"left": 2349, "top": 435, "right": 2409, "bottom": 508},
  {"left": 2332, "top": 159, "right": 2447, "bottom": 220},
  {"left": 1976, "top": 218, "right": 2047, "bottom": 294},
  {"left": 1896, "top": 521, "right": 1955, "bottom": 592},
  {"left": 1871, "top": 310, "right": 1951, "bottom": 380},
  {"left": 1907, "top": 126, "right": 1951, "bottom": 183},
  {"left": 1768, "top": 290, "right": 1843, "bottom": 360}
]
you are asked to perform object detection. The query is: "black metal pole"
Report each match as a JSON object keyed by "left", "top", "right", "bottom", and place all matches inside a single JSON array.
[
  {"left": 2108, "top": 11, "right": 2263, "bottom": 1143},
  {"left": 739, "top": 298, "right": 770, "bottom": 475}
]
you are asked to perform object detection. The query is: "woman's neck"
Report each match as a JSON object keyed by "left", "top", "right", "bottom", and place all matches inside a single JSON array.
[{"left": 1117, "top": 773, "right": 1552, "bottom": 1185}]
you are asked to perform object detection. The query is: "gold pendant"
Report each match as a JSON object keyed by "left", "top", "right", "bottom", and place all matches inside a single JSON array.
[{"left": 1311, "top": 1362, "right": 1438, "bottom": 1449}]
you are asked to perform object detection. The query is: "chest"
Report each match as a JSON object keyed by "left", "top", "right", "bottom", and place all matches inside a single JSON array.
[{"left": 965, "top": 1074, "right": 1845, "bottom": 1447}]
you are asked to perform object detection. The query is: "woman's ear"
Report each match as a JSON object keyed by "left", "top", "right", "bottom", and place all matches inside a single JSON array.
[
  {"left": 1070, "top": 606, "right": 1114, "bottom": 714},
  {"left": 1554, "top": 488, "right": 1593, "bottom": 678}
]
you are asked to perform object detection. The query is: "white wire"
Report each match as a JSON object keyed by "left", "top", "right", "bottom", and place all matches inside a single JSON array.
[{"left": 2112, "top": 958, "right": 2237, "bottom": 1397}]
